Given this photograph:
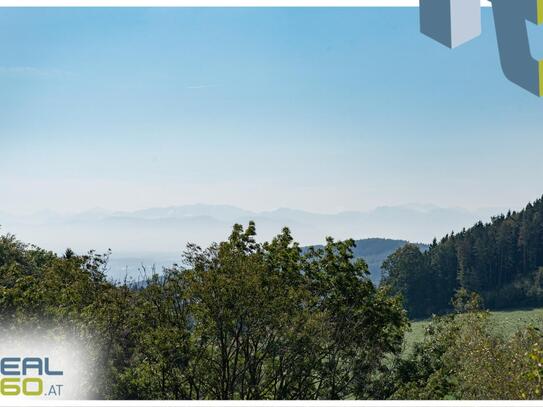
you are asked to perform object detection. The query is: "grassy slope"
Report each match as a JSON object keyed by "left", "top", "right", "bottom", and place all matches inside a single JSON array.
[{"left": 404, "top": 308, "right": 543, "bottom": 354}]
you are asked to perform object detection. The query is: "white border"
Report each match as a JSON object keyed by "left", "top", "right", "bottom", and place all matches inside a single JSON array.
[
  {"left": 3, "top": 401, "right": 543, "bottom": 406},
  {"left": 0, "top": 0, "right": 493, "bottom": 7}
]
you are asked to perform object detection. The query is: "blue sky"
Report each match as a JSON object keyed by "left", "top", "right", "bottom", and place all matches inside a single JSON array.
[{"left": 1, "top": 7, "right": 542, "bottom": 215}]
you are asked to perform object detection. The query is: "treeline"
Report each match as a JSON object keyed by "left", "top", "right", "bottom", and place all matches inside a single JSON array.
[
  {"left": 4, "top": 221, "right": 543, "bottom": 399},
  {"left": 0, "top": 223, "right": 408, "bottom": 400},
  {"left": 382, "top": 195, "right": 543, "bottom": 318}
]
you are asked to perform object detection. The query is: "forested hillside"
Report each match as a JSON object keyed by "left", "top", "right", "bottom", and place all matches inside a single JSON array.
[
  {"left": 382, "top": 195, "right": 543, "bottom": 318},
  {"left": 306, "top": 238, "right": 429, "bottom": 283}
]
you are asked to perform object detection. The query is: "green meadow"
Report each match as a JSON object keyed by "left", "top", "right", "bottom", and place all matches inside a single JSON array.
[{"left": 404, "top": 308, "right": 543, "bottom": 354}]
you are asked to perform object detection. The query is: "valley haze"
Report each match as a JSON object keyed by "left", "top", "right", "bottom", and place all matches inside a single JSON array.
[{"left": 0, "top": 203, "right": 505, "bottom": 281}]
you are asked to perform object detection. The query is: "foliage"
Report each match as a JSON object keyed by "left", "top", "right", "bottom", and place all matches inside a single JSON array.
[
  {"left": 389, "top": 297, "right": 543, "bottom": 400},
  {"left": 5, "top": 220, "right": 543, "bottom": 399},
  {"left": 382, "top": 195, "right": 543, "bottom": 318},
  {"left": 0, "top": 223, "right": 408, "bottom": 400}
]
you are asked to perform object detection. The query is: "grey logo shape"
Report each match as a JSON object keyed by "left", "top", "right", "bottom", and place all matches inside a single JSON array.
[
  {"left": 490, "top": 0, "right": 542, "bottom": 96},
  {"left": 420, "top": 0, "right": 543, "bottom": 96},
  {"left": 420, "top": 0, "right": 482, "bottom": 48}
]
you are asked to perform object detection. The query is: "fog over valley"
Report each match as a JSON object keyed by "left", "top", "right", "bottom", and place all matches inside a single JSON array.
[{"left": 0, "top": 203, "right": 505, "bottom": 281}]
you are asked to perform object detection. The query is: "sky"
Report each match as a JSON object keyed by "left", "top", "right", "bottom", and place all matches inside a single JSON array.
[{"left": 1, "top": 7, "right": 543, "bottom": 216}]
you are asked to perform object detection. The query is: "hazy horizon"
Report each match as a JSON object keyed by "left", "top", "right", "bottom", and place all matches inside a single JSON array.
[
  {"left": 0, "top": 200, "right": 513, "bottom": 217},
  {"left": 1, "top": 199, "right": 523, "bottom": 281},
  {"left": 0, "top": 200, "right": 517, "bottom": 246}
]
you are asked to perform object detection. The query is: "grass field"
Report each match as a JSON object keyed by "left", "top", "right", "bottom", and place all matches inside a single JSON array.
[{"left": 404, "top": 308, "right": 543, "bottom": 354}]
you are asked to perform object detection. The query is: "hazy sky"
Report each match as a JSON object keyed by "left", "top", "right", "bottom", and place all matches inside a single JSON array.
[{"left": 1, "top": 7, "right": 542, "bottom": 215}]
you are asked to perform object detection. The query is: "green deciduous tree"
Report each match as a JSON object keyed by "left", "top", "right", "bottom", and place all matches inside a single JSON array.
[{"left": 0, "top": 223, "right": 408, "bottom": 400}]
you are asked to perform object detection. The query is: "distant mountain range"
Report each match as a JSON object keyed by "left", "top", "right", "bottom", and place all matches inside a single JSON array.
[{"left": 0, "top": 203, "right": 502, "bottom": 281}]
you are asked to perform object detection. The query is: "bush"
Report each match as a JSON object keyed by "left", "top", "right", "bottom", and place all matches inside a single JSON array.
[{"left": 389, "top": 298, "right": 543, "bottom": 400}]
